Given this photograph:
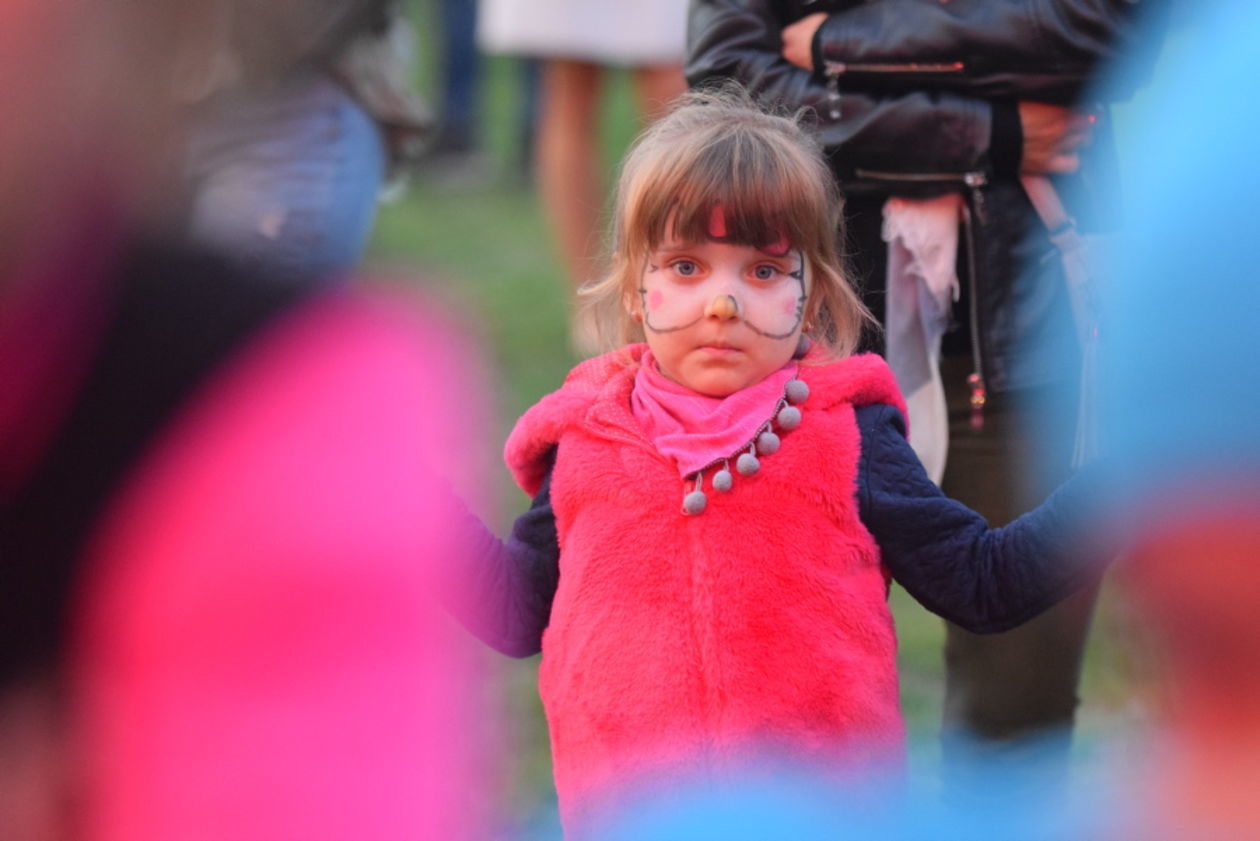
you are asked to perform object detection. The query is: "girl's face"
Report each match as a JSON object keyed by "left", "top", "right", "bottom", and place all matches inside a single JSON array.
[{"left": 634, "top": 230, "right": 808, "bottom": 397}]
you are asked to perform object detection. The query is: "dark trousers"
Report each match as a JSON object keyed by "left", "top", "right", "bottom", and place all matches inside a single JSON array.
[{"left": 938, "top": 353, "right": 1099, "bottom": 782}]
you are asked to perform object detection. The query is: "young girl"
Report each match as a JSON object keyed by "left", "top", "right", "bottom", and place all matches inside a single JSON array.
[{"left": 454, "top": 87, "right": 1099, "bottom": 834}]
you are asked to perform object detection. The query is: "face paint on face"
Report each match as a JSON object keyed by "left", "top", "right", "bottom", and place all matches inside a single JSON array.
[
  {"left": 636, "top": 235, "right": 811, "bottom": 396},
  {"left": 639, "top": 245, "right": 807, "bottom": 339},
  {"left": 638, "top": 206, "right": 807, "bottom": 339}
]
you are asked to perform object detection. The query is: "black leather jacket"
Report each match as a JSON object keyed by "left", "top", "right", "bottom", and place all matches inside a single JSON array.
[
  {"left": 687, "top": 0, "right": 1161, "bottom": 393},
  {"left": 688, "top": 0, "right": 1152, "bottom": 190}
]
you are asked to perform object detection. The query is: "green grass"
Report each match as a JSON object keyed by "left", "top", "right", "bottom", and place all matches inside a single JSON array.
[
  {"left": 371, "top": 183, "right": 572, "bottom": 426},
  {"left": 366, "top": 4, "right": 1150, "bottom": 823}
]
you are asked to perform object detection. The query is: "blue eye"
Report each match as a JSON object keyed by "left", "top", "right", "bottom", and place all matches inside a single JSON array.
[
  {"left": 753, "top": 265, "right": 779, "bottom": 281},
  {"left": 673, "top": 260, "right": 699, "bottom": 276}
]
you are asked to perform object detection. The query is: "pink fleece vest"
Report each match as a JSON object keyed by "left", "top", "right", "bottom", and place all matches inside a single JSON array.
[{"left": 505, "top": 345, "right": 909, "bottom": 832}]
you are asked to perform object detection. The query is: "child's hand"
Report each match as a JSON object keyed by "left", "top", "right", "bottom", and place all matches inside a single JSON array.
[
  {"left": 781, "top": 14, "right": 828, "bottom": 71},
  {"left": 1019, "top": 102, "right": 1094, "bottom": 175}
]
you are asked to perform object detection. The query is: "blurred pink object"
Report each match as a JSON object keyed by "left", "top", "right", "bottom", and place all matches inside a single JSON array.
[
  {"left": 1120, "top": 503, "right": 1260, "bottom": 841},
  {"left": 70, "top": 289, "right": 493, "bottom": 841}
]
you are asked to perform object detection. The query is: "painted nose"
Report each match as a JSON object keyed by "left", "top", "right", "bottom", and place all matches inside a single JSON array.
[{"left": 704, "top": 294, "right": 740, "bottom": 320}]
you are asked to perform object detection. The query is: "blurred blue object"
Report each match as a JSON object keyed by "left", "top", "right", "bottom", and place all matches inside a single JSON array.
[
  {"left": 594, "top": 751, "right": 1110, "bottom": 841},
  {"left": 1098, "top": 0, "right": 1260, "bottom": 512}
]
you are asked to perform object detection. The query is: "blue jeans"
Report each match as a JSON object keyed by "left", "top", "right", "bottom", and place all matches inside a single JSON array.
[
  {"left": 437, "top": 0, "right": 479, "bottom": 150},
  {"left": 184, "top": 73, "right": 385, "bottom": 284}
]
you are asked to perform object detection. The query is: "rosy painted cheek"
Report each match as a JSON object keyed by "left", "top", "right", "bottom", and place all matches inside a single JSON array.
[
  {"left": 781, "top": 296, "right": 798, "bottom": 315},
  {"left": 648, "top": 289, "right": 664, "bottom": 311}
]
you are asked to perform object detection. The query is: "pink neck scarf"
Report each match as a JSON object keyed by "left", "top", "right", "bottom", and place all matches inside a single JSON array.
[{"left": 631, "top": 350, "right": 797, "bottom": 477}]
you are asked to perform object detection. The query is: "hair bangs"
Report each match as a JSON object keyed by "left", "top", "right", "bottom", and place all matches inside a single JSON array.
[{"left": 657, "top": 129, "right": 831, "bottom": 257}]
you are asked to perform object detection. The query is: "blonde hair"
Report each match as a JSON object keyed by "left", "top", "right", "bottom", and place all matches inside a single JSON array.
[{"left": 581, "top": 84, "right": 875, "bottom": 358}]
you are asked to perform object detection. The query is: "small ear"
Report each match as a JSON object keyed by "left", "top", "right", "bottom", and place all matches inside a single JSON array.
[{"left": 623, "top": 288, "right": 641, "bottom": 320}]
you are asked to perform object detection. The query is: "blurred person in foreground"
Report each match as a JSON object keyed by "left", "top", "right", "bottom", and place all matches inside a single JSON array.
[
  {"left": 0, "top": 2, "right": 493, "bottom": 839},
  {"left": 687, "top": 0, "right": 1165, "bottom": 781}
]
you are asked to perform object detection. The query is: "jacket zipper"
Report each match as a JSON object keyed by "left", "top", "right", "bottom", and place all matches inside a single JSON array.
[
  {"left": 853, "top": 169, "right": 988, "bottom": 224},
  {"left": 821, "top": 62, "right": 965, "bottom": 120},
  {"left": 854, "top": 169, "right": 987, "bottom": 188},
  {"left": 960, "top": 197, "right": 988, "bottom": 429},
  {"left": 824, "top": 61, "right": 964, "bottom": 76}
]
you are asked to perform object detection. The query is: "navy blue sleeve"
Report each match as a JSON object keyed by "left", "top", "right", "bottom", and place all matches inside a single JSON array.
[
  {"left": 441, "top": 460, "right": 560, "bottom": 658},
  {"left": 855, "top": 403, "right": 1103, "bottom": 634}
]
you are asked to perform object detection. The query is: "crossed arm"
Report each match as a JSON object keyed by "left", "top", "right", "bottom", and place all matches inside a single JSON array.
[{"left": 688, "top": 0, "right": 1153, "bottom": 179}]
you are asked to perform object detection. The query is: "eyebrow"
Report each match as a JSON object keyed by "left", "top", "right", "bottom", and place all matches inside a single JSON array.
[{"left": 650, "top": 238, "right": 696, "bottom": 251}]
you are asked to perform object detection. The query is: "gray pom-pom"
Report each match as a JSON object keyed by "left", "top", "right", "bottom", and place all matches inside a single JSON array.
[
  {"left": 683, "top": 490, "right": 708, "bottom": 515},
  {"left": 777, "top": 405, "right": 802, "bottom": 430},
  {"left": 713, "top": 469, "right": 733, "bottom": 492},
  {"left": 756, "top": 431, "right": 781, "bottom": 455},
  {"left": 736, "top": 452, "right": 760, "bottom": 476},
  {"left": 785, "top": 379, "right": 810, "bottom": 405}
]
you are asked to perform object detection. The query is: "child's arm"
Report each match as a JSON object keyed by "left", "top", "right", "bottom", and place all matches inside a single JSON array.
[
  {"left": 439, "top": 468, "right": 560, "bottom": 658},
  {"left": 855, "top": 404, "right": 1107, "bottom": 634}
]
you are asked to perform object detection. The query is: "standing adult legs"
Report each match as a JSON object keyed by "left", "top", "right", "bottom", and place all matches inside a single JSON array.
[
  {"left": 536, "top": 59, "right": 686, "bottom": 354},
  {"left": 536, "top": 59, "right": 604, "bottom": 295},
  {"left": 435, "top": 0, "right": 480, "bottom": 154},
  {"left": 631, "top": 63, "right": 687, "bottom": 123},
  {"left": 535, "top": 59, "right": 605, "bottom": 354},
  {"left": 939, "top": 353, "right": 1099, "bottom": 794}
]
